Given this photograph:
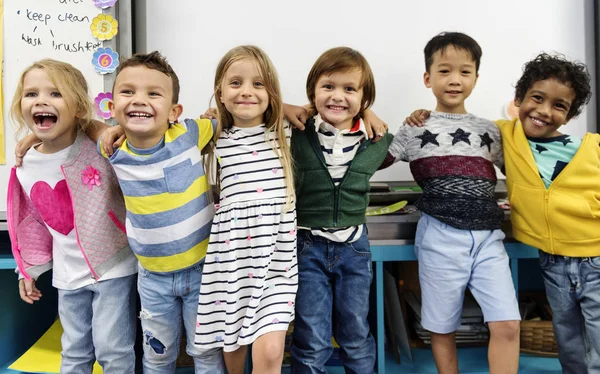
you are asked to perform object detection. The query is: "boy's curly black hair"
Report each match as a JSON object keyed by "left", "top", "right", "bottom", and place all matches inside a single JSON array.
[{"left": 515, "top": 53, "right": 591, "bottom": 120}]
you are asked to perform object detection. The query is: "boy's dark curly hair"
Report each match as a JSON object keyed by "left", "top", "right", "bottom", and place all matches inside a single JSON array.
[{"left": 515, "top": 53, "right": 591, "bottom": 120}]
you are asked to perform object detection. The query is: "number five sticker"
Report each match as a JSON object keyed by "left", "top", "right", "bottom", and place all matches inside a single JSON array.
[
  {"left": 92, "top": 47, "right": 119, "bottom": 74},
  {"left": 90, "top": 14, "right": 118, "bottom": 41}
]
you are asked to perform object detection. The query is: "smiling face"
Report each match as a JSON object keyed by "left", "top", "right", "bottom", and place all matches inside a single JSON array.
[
  {"left": 20, "top": 68, "right": 78, "bottom": 154},
  {"left": 313, "top": 69, "right": 363, "bottom": 130},
  {"left": 110, "top": 65, "right": 182, "bottom": 148},
  {"left": 219, "top": 58, "right": 269, "bottom": 128},
  {"left": 424, "top": 46, "right": 478, "bottom": 114},
  {"left": 515, "top": 78, "right": 576, "bottom": 138}
]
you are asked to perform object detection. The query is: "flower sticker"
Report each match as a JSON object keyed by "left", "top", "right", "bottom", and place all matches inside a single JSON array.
[
  {"left": 94, "top": 92, "right": 113, "bottom": 119},
  {"left": 82, "top": 166, "right": 102, "bottom": 190},
  {"left": 93, "top": 0, "right": 118, "bottom": 9},
  {"left": 90, "top": 14, "right": 118, "bottom": 41},
  {"left": 92, "top": 48, "right": 119, "bottom": 74}
]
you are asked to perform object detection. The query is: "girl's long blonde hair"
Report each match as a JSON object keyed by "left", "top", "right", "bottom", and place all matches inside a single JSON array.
[
  {"left": 206, "top": 45, "right": 295, "bottom": 209},
  {"left": 10, "top": 59, "right": 94, "bottom": 140}
]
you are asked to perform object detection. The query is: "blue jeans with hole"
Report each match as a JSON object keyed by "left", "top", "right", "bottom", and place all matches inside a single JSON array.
[
  {"left": 137, "top": 261, "right": 225, "bottom": 374},
  {"left": 58, "top": 274, "right": 136, "bottom": 374},
  {"left": 290, "top": 229, "right": 375, "bottom": 374},
  {"left": 539, "top": 252, "right": 600, "bottom": 374}
]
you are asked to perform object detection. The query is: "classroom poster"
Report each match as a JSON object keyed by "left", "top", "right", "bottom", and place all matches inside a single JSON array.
[{"left": 0, "top": 0, "right": 5, "bottom": 164}]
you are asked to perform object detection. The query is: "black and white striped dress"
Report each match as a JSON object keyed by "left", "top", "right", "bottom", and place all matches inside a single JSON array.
[{"left": 195, "top": 124, "right": 297, "bottom": 352}]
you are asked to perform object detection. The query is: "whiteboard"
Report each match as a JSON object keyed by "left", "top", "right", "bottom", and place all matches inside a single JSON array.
[
  {"left": 135, "top": 0, "right": 596, "bottom": 182},
  {"left": 2, "top": 0, "right": 124, "bottom": 211}
]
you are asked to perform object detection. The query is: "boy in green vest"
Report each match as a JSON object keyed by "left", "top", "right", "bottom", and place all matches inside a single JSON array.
[{"left": 289, "top": 47, "right": 392, "bottom": 373}]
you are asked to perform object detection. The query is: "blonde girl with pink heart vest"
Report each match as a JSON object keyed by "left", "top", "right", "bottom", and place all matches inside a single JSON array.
[{"left": 7, "top": 59, "right": 138, "bottom": 374}]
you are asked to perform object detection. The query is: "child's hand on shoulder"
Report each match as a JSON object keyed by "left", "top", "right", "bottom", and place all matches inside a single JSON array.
[
  {"left": 363, "top": 109, "right": 388, "bottom": 143},
  {"left": 200, "top": 107, "right": 218, "bottom": 120},
  {"left": 283, "top": 103, "right": 308, "bottom": 131},
  {"left": 403, "top": 109, "right": 430, "bottom": 127},
  {"left": 14, "top": 133, "right": 41, "bottom": 167},
  {"left": 19, "top": 278, "right": 42, "bottom": 304},
  {"left": 100, "top": 125, "right": 126, "bottom": 156}
]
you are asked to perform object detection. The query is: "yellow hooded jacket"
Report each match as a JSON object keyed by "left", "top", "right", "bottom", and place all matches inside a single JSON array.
[{"left": 497, "top": 118, "right": 600, "bottom": 257}]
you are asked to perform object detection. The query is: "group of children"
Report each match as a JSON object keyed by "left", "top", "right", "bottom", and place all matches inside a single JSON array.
[{"left": 6, "top": 29, "right": 599, "bottom": 374}]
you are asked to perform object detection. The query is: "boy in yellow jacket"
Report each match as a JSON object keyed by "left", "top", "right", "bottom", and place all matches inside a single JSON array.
[
  {"left": 497, "top": 53, "right": 599, "bottom": 374},
  {"left": 407, "top": 53, "right": 599, "bottom": 374}
]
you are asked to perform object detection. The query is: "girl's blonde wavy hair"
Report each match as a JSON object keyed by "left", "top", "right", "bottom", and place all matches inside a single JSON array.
[
  {"left": 10, "top": 59, "right": 94, "bottom": 140},
  {"left": 205, "top": 45, "right": 295, "bottom": 209}
]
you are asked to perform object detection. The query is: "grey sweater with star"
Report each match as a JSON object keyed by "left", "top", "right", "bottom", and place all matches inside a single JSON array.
[{"left": 385, "top": 112, "right": 504, "bottom": 230}]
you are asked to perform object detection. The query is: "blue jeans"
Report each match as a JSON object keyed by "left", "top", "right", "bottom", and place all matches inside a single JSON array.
[
  {"left": 539, "top": 252, "right": 600, "bottom": 374},
  {"left": 137, "top": 262, "right": 225, "bottom": 374},
  {"left": 291, "top": 230, "right": 376, "bottom": 374},
  {"left": 58, "top": 274, "right": 136, "bottom": 374}
]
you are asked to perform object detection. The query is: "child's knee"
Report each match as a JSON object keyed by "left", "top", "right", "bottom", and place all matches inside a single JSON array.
[
  {"left": 140, "top": 310, "right": 179, "bottom": 365},
  {"left": 256, "top": 341, "right": 284, "bottom": 366},
  {"left": 489, "top": 320, "right": 520, "bottom": 341},
  {"left": 142, "top": 329, "right": 180, "bottom": 368}
]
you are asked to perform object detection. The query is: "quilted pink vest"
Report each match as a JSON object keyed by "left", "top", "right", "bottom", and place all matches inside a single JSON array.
[{"left": 7, "top": 132, "right": 131, "bottom": 281}]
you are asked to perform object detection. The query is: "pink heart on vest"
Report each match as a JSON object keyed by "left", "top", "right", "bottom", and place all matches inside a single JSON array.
[{"left": 30, "top": 180, "right": 74, "bottom": 235}]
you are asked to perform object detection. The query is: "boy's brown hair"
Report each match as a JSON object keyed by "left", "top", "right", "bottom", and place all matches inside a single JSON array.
[
  {"left": 306, "top": 47, "right": 375, "bottom": 119},
  {"left": 115, "top": 51, "right": 180, "bottom": 103}
]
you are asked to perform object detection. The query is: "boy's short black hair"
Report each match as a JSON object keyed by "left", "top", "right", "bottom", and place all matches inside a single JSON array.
[
  {"left": 116, "top": 51, "right": 180, "bottom": 104},
  {"left": 515, "top": 53, "right": 591, "bottom": 120},
  {"left": 424, "top": 32, "right": 482, "bottom": 73}
]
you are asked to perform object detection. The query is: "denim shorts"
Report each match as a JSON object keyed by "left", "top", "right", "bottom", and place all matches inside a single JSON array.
[{"left": 415, "top": 213, "right": 521, "bottom": 334}]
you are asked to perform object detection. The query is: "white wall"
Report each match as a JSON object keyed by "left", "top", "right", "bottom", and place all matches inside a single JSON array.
[{"left": 137, "top": 0, "right": 596, "bottom": 181}]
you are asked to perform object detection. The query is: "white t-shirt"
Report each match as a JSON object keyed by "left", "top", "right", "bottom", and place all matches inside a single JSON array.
[{"left": 17, "top": 145, "right": 137, "bottom": 290}]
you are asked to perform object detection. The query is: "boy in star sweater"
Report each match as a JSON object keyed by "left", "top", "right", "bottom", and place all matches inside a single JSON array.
[{"left": 384, "top": 32, "right": 521, "bottom": 374}]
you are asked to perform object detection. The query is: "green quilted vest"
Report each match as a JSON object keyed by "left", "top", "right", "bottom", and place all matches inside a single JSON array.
[{"left": 292, "top": 117, "right": 392, "bottom": 227}]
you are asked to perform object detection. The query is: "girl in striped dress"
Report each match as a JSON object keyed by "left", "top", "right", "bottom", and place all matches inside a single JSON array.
[{"left": 195, "top": 45, "right": 297, "bottom": 374}]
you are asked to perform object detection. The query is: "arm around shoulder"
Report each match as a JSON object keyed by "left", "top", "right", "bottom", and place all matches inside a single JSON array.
[{"left": 193, "top": 118, "right": 217, "bottom": 151}]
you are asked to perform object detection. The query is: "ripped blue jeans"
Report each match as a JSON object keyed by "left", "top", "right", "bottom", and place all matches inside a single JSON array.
[{"left": 137, "top": 262, "right": 225, "bottom": 374}]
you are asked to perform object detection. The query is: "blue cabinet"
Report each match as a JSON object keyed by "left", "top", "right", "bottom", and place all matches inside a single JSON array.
[
  {"left": 0, "top": 231, "right": 58, "bottom": 374},
  {"left": 370, "top": 241, "right": 561, "bottom": 373},
  {"left": 0, "top": 232, "right": 562, "bottom": 373}
]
